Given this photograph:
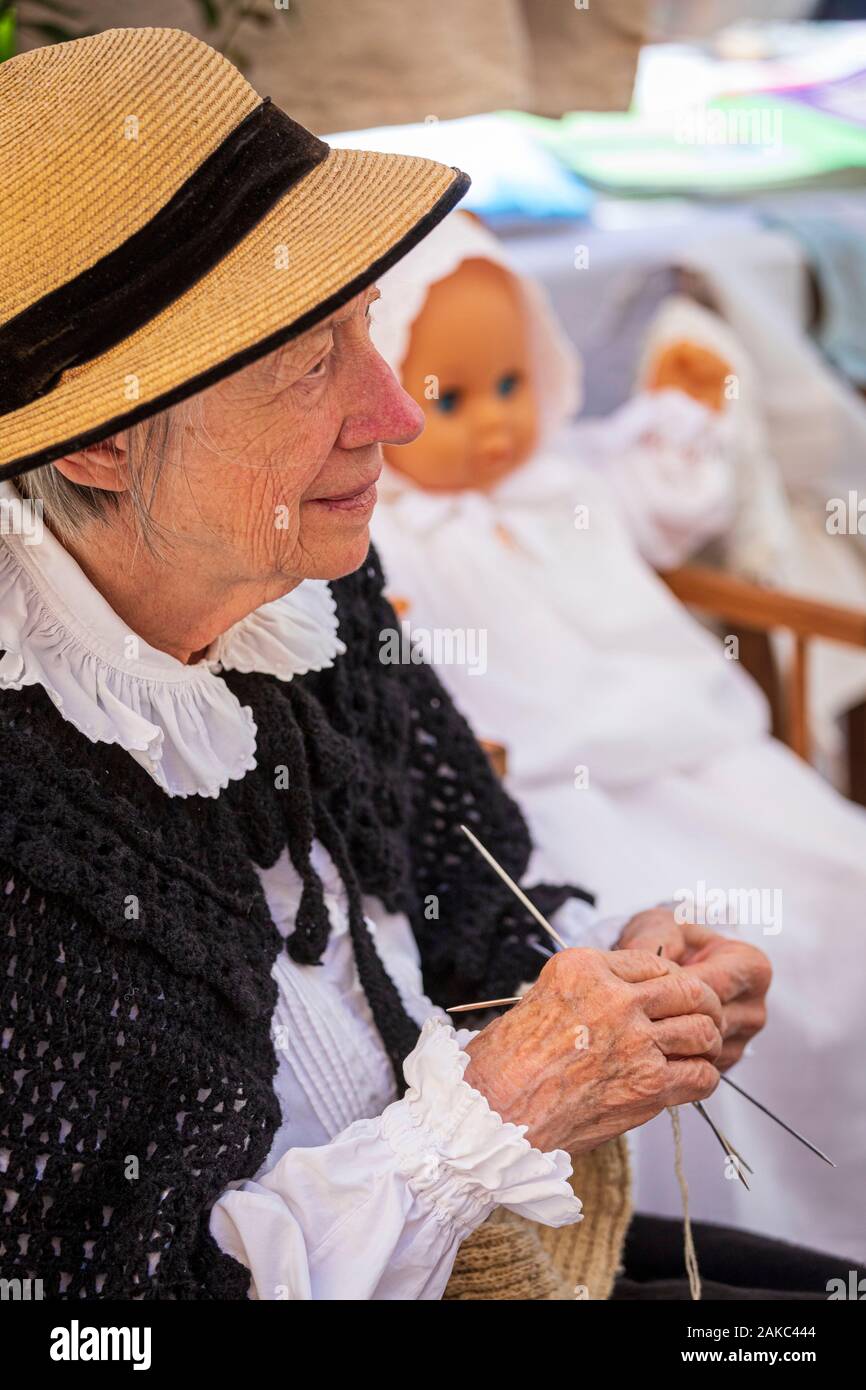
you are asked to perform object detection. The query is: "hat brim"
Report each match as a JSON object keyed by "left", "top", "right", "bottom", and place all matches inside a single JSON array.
[{"left": 0, "top": 145, "right": 469, "bottom": 481}]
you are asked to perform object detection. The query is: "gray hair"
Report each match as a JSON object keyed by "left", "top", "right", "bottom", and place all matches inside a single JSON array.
[{"left": 13, "top": 394, "right": 202, "bottom": 559}]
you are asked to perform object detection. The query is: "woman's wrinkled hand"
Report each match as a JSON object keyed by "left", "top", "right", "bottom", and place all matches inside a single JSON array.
[
  {"left": 462, "top": 946, "right": 723, "bottom": 1156},
  {"left": 675, "top": 923, "right": 772, "bottom": 1071},
  {"left": 615, "top": 909, "right": 773, "bottom": 1072}
]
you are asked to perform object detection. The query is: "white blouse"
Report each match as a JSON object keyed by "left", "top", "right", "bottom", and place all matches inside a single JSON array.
[{"left": 0, "top": 481, "right": 625, "bottom": 1300}]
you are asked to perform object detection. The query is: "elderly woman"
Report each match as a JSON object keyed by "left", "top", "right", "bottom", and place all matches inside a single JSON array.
[{"left": 0, "top": 28, "right": 822, "bottom": 1304}]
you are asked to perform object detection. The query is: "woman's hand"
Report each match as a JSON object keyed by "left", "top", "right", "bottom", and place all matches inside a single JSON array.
[
  {"left": 462, "top": 947, "right": 723, "bottom": 1156},
  {"left": 675, "top": 924, "right": 772, "bottom": 1071},
  {"left": 615, "top": 910, "right": 773, "bottom": 1072},
  {"left": 615, "top": 906, "right": 690, "bottom": 958}
]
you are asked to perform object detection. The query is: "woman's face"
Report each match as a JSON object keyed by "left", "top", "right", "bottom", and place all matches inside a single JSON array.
[
  {"left": 129, "top": 285, "right": 425, "bottom": 585},
  {"left": 382, "top": 257, "right": 539, "bottom": 492}
]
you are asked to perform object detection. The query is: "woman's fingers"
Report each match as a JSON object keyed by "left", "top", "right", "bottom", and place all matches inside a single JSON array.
[
  {"left": 636, "top": 969, "right": 724, "bottom": 1029},
  {"left": 615, "top": 908, "right": 687, "bottom": 960},
  {"left": 606, "top": 948, "right": 679, "bottom": 985},
  {"left": 683, "top": 942, "right": 773, "bottom": 1007},
  {"left": 652, "top": 1013, "right": 723, "bottom": 1061},
  {"left": 663, "top": 1056, "right": 721, "bottom": 1108},
  {"left": 714, "top": 1001, "right": 768, "bottom": 1070},
  {"left": 717, "top": 1043, "right": 747, "bottom": 1071},
  {"left": 719, "top": 998, "right": 767, "bottom": 1039},
  {"left": 679, "top": 921, "right": 718, "bottom": 961}
]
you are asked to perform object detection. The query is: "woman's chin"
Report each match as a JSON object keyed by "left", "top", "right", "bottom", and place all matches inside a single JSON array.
[{"left": 301, "top": 522, "right": 372, "bottom": 581}]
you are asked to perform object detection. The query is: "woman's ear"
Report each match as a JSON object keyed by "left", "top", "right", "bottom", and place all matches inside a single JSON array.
[{"left": 52, "top": 435, "right": 130, "bottom": 492}]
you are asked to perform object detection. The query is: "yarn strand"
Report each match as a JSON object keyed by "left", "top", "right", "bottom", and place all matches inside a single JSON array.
[{"left": 669, "top": 1105, "right": 702, "bottom": 1301}]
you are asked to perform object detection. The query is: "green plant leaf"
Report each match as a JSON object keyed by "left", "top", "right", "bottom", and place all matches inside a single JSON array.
[{"left": 0, "top": 8, "right": 14, "bottom": 61}]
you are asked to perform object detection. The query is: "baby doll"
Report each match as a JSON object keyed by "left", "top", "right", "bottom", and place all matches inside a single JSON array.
[{"left": 370, "top": 210, "right": 866, "bottom": 1263}]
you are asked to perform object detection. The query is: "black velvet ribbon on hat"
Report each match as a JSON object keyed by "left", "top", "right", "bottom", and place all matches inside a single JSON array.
[{"left": 0, "top": 98, "right": 329, "bottom": 421}]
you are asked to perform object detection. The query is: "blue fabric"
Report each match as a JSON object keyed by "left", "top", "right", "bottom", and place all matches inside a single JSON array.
[{"left": 326, "top": 113, "right": 593, "bottom": 222}]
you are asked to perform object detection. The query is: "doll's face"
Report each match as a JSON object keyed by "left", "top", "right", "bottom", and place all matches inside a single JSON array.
[{"left": 382, "top": 257, "right": 539, "bottom": 491}]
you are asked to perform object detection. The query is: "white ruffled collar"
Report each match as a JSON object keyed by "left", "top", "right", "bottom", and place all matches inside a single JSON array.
[{"left": 0, "top": 480, "right": 346, "bottom": 798}]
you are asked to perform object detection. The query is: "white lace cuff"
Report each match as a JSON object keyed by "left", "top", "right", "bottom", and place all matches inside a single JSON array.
[{"left": 381, "top": 1016, "right": 583, "bottom": 1236}]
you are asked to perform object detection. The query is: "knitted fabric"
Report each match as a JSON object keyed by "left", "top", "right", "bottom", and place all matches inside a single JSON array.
[
  {"left": 443, "top": 1136, "right": 633, "bottom": 1301},
  {"left": 0, "top": 545, "right": 593, "bottom": 1300}
]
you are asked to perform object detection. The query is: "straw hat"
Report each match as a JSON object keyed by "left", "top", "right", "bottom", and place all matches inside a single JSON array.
[{"left": 0, "top": 27, "right": 470, "bottom": 483}]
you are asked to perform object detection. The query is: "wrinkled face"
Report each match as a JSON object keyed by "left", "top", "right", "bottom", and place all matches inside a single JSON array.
[
  {"left": 110, "top": 285, "right": 424, "bottom": 585},
  {"left": 187, "top": 284, "right": 427, "bottom": 582},
  {"left": 383, "top": 257, "right": 539, "bottom": 491}
]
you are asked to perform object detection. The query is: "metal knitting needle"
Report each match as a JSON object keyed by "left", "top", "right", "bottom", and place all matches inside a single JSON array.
[
  {"left": 654, "top": 948, "right": 752, "bottom": 1185},
  {"left": 459, "top": 823, "right": 570, "bottom": 949},
  {"left": 712, "top": 1124, "right": 754, "bottom": 1177},
  {"left": 693, "top": 1101, "right": 750, "bottom": 1189},
  {"left": 654, "top": 950, "right": 833, "bottom": 1170},
  {"left": 719, "top": 1073, "right": 836, "bottom": 1168},
  {"left": 454, "top": 826, "right": 753, "bottom": 1180},
  {"left": 448, "top": 996, "right": 522, "bottom": 1013}
]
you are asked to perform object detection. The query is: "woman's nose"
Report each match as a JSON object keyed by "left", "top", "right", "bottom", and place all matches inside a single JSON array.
[
  {"left": 382, "top": 373, "right": 426, "bottom": 445},
  {"left": 337, "top": 346, "right": 424, "bottom": 450}
]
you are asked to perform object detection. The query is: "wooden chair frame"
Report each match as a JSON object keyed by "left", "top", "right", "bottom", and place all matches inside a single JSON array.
[{"left": 660, "top": 565, "right": 866, "bottom": 796}]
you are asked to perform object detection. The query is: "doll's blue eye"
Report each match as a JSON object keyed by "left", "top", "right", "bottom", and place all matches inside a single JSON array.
[
  {"left": 436, "top": 388, "right": 461, "bottom": 414},
  {"left": 497, "top": 373, "right": 521, "bottom": 398}
]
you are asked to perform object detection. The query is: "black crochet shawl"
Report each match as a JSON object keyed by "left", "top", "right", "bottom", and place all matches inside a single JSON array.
[{"left": 0, "top": 546, "right": 591, "bottom": 1300}]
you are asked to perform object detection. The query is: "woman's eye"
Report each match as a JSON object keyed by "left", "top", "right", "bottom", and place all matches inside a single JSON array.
[
  {"left": 436, "top": 388, "right": 461, "bottom": 414},
  {"left": 304, "top": 355, "right": 329, "bottom": 380},
  {"left": 496, "top": 372, "right": 521, "bottom": 398}
]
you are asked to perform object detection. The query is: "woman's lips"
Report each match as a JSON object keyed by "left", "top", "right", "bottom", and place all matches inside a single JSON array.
[
  {"left": 309, "top": 471, "right": 380, "bottom": 513},
  {"left": 317, "top": 481, "right": 377, "bottom": 513}
]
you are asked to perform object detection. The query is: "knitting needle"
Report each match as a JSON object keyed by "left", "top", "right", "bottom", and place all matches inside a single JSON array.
[
  {"left": 714, "top": 1126, "right": 754, "bottom": 1177},
  {"left": 693, "top": 1101, "right": 751, "bottom": 1188},
  {"left": 459, "top": 823, "right": 570, "bottom": 949},
  {"left": 454, "top": 827, "right": 752, "bottom": 1182},
  {"left": 719, "top": 1073, "right": 836, "bottom": 1168},
  {"left": 653, "top": 948, "right": 751, "bottom": 1186},
  {"left": 448, "top": 996, "right": 523, "bottom": 1013},
  {"left": 655, "top": 949, "right": 833, "bottom": 1170}
]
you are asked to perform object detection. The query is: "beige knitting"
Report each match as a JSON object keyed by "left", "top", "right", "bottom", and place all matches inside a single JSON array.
[{"left": 443, "top": 1136, "right": 632, "bottom": 1301}]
